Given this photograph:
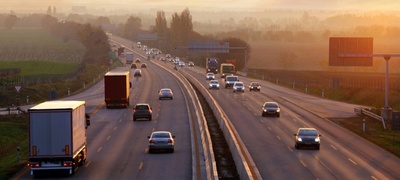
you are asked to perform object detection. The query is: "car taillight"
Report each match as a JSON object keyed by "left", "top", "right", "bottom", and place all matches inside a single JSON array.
[
  {"left": 133, "top": 109, "right": 136, "bottom": 113},
  {"left": 149, "top": 139, "right": 154, "bottom": 143},
  {"left": 168, "top": 139, "right": 173, "bottom": 143},
  {"left": 148, "top": 110, "right": 152, "bottom": 113},
  {"left": 63, "top": 162, "right": 74, "bottom": 167},
  {"left": 28, "top": 163, "right": 40, "bottom": 167}
]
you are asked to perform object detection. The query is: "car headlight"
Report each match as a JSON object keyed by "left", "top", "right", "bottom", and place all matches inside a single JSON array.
[
  {"left": 263, "top": 109, "right": 267, "bottom": 112},
  {"left": 216, "top": 84, "right": 220, "bottom": 87},
  {"left": 315, "top": 138, "right": 320, "bottom": 142},
  {"left": 297, "top": 138, "right": 302, "bottom": 142}
]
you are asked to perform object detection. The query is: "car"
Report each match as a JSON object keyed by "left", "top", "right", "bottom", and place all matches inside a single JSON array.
[
  {"left": 159, "top": 88, "right": 173, "bottom": 100},
  {"left": 148, "top": 131, "right": 175, "bottom": 153},
  {"left": 133, "top": 69, "right": 142, "bottom": 77},
  {"left": 261, "top": 102, "right": 280, "bottom": 117},
  {"left": 135, "top": 58, "right": 141, "bottom": 63},
  {"left": 178, "top": 61, "right": 185, "bottom": 67},
  {"left": 141, "top": 63, "right": 147, "bottom": 68},
  {"left": 209, "top": 80, "right": 220, "bottom": 89},
  {"left": 131, "top": 63, "right": 137, "bottom": 69},
  {"left": 206, "top": 73, "right": 215, "bottom": 80},
  {"left": 294, "top": 128, "right": 321, "bottom": 150},
  {"left": 249, "top": 82, "right": 261, "bottom": 91},
  {"left": 166, "top": 54, "right": 171, "bottom": 58},
  {"left": 133, "top": 103, "right": 152, "bottom": 121},
  {"left": 188, "top": 61, "right": 195, "bottom": 67},
  {"left": 233, "top": 81, "right": 245, "bottom": 92}
]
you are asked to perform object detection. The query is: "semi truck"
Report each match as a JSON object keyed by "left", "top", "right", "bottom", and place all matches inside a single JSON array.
[
  {"left": 104, "top": 68, "right": 131, "bottom": 108},
  {"left": 206, "top": 58, "right": 219, "bottom": 74},
  {"left": 28, "top": 101, "right": 91, "bottom": 176},
  {"left": 220, "top": 63, "right": 235, "bottom": 78},
  {"left": 125, "top": 52, "right": 134, "bottom": 64}
]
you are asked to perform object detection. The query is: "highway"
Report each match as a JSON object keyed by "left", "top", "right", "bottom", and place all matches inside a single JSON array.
[
  {"left": 16, "top": 35, "right": 400, "bottom": 179},
  {"left": 16, "top": 47, "right": 195, "bottom": 179},
  {"left": 166, "top": 60, "right": 400, "bottom": 179}
]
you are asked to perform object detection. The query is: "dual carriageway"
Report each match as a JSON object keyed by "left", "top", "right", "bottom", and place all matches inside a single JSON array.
[{"left": 15, "top": 36, "right": 400, "bottom": 179}]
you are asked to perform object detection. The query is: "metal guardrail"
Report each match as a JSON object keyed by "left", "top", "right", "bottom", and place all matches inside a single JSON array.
[
  {"left": 354, "top": 107, "right": 386, "bottom": 130},
  {"left": 0, "top": 107, "right": 26, "bottom": 115}
]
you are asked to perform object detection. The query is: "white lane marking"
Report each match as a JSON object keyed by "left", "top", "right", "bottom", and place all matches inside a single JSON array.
[
  {"left": 348, "top": 158, "right": 357, "bottom": 165},
  {"left": 277, "top": 136, "right": 281, "bottom": 140},
  {"left": 371, "top": 176, "right": 378, "bottom": 180},
  {"left": 268, "top": 127, "right": 272, "bottom": 131},
  {"left": 97, "top": 147, "right": 102, "bottom": 152},
  {"left": 114, "top": 127, "right": 117, "bottom": 131},
  {"left": 84, "top": 161, "right": 92, "bottom": 167},
  {"left": 300, "top": 160, "right": 307, "bottom": 167},
  {"left": 330, "top": 145, "right": 337, "bottom": 150},
  {"left": 139, "top": 162, "right": 143, "bottom": 170},
  {"left": 107, "top": 136, "right": 111, "bottom": 141}
]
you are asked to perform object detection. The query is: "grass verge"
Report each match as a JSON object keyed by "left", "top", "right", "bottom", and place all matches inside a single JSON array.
[{"left": 0, "top": 115, "right": 29, "bottom": 180}]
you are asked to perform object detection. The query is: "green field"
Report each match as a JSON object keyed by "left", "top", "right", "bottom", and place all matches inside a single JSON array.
[
  {"left": 0, "top": 60, "right": 80, "bottom": 76},
  {"left": 0, "top": 28, "right": 85, "bottom": 63}
]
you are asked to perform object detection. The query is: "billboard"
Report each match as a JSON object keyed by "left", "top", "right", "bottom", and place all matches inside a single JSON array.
[{"left": 329, "top": 37, "right": 373, "bottom": 66}]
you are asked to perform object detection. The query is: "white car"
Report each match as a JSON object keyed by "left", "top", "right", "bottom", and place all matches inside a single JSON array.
[
  {"left": 209, "top": 80, "right": 220, "bottom": 89},
  {"left": 233, "top": 81, "right": 245, "bottom": 92},
  {"left": 206, "top": 73, "right": 215, "bottom": 80}
]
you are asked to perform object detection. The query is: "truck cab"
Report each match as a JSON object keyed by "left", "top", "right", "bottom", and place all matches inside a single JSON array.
[{"left": 225, "top": 75, "right": 239, "bottom": 88}]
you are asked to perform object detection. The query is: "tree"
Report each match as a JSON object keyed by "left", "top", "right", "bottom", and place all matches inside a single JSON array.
[
  {"left": 124, "top": 16, "right": 142, "bottom": 39},
  {"left": 4, "top": 14, "right": 18, "bottom": 29},
  {"left": 47, "top": 6, "right": 52, "bottom": 15},
  {"left": 53, "top": 6, "right": 57, "bottom": 15},
  {"left": 94, "top": 16, "right": 111, "bottom": 27},
  {"left": 216, "top": 37, "right": 251, "bottom": 71},
  {"left": 170, "top": 8, "right": 193, "bottom": 49},
  {"left": 66, "top": 14, "right": 84, "bottom": 24},
  {"left": 154, "top": 11, "right": 168, "bottom": 37},
  {"left": 41, "top": 15, "right": 58, "bottom": 29}
]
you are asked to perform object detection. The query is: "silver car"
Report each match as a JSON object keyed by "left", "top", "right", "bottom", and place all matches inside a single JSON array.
[
  {"left": 159, "top": 88, "right": 173, "bottom": 100},
  {"left": 233, "top": 81, "right": 245, "bottom": 92},
  {"left": 148, "top": 131, "right": 175, "bottom": 153}
]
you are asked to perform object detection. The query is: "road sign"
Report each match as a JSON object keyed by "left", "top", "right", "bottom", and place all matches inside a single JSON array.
[
  {"left": 188, "top": 40, "right": 229, "bottom": 53},
  {"left": 15, "top": 86, "right": 21, "bottom": 92},
  {"left": 329, "top": 37, "right": 373, "bottom": 66}
]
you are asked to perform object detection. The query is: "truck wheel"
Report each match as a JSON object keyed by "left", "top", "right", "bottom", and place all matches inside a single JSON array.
[{"left": 133, "top": 117, "right": 136, "bottom": 121}]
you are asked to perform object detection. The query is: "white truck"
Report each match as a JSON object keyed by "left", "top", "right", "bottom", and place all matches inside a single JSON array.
[
  {"left": 28, "top": 101, "right": 90, "bottom": 176},
  {"left": 225, "top": 75, "right": 239, "bottom": 88}
]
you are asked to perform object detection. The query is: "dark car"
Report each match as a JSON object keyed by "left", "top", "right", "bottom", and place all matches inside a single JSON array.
[
  {"left": 148, "top": 131, "right": 175, "bottom": 153},
  {"left": 261, "top": 102, "right": 280, "bottom": 117},
  {"left": 134, "top": 69, "right": 142, "bottom": 77},
  {"left": 249, "top": 82, "right": 261, "bottom": 91},
  {"left": 135, "top": 58, "right": 141, "bottom": 63},
  {"left": 294, "top": 128, "right": 321, "bottom": 150},
  {"left": 131, "top": 63, "right": 137, "bottom": 69},
  {"left": 141, "top": 63, "right": 147, "bottom": 68},
  {"left": 133, "top": 103, "right": 152, "bottom": 121}
]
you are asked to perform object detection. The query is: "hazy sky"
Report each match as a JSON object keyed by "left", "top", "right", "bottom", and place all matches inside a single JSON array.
[{"left": 1, "top": 0, "right": 399, "bottom": 13}]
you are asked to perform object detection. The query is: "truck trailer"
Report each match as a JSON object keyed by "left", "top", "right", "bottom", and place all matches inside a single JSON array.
[
  {"left": 104, "top": 68, "right": 131, "bottom": 108},
  {"left": 28, "top": 101, "right": 90, "bottom": 176}
]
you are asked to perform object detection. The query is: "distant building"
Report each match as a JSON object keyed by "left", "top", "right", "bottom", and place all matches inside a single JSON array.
[{"left": 71, "top": 6, "right": 87, "bottom": 14}]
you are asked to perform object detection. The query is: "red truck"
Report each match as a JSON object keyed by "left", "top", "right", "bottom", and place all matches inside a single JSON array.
[{"left": 104, "top": 68, "right": 131, "bottom": 108}]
